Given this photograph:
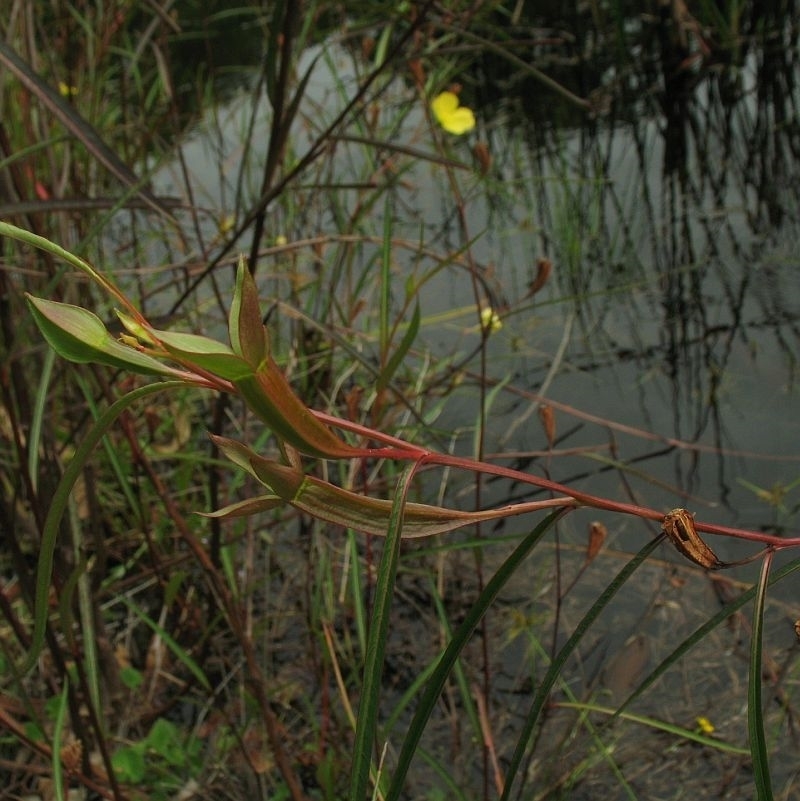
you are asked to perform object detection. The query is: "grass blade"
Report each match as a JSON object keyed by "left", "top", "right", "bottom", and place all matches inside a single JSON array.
[
  {"left": 19, "top": 380, "right": 188, "bottom": 676},
  {"left": 121, "top": 598, "right": 211, "bottom": 692},
  {"left": 618, "top": 555, "right": 800, "bottom": 716},
  {"left": 500, "top": 533, "right": 663, "bottom": 800},
  {"left": 51, "top": 677, "right": 69, "bottom": 801},
  {"left": 350, "top": 463, "right": 418, "bottom": 801},
  {"left": 555, "top": 701, "right": 749, "bottom": 755},
  {"left": 749, "top": 550, "right": 775, "bottom": 801},
  {"left": 386, "top": 508, "right": 570, "bottom": 801}
]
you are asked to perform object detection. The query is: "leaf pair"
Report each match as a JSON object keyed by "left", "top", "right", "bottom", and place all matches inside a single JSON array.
[
  {"left": 207, "top": 435, "right": 571, "bottom": 538},
  {"left": 19, "top": 234, "right": 365, "bottom": 459}
]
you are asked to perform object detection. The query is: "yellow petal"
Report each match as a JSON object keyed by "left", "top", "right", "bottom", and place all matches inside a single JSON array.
[
  {"left": 480, "top": 307, "right": 502, "bottom": 332},
  {"left": 58, "top": 81, "right": 77, "bottom": 97},
  {"left": 431, "top": 91, "right": 475, "bottom": 135},
  {"left": 695, "top": 716, "right": 715, "bottom": 734}
]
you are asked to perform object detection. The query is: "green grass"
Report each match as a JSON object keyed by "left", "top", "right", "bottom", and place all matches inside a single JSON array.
[{"left": 1, "top": 3, "right": 799, "bottom": 801}]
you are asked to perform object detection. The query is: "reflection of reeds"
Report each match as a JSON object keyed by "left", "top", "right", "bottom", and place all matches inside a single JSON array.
[
  {"left": 475, "top": 6, "right": 800, "bottom": 495},
  {"left": 0, "top": 4, "right": 798, "bottom": 800}
]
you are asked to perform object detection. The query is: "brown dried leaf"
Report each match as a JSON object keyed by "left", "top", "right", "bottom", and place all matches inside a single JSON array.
[
  {"left": 60, "top": 738, "right": 83, "bottom": 775},
  {"left": 408, "top": 58, "right": 424, "bottom": 87},
  {"left": 586, "top": 521, "right": 607, "bottom": 562},
  {"left": 538, "top": 403, "right": 556, "bottom": 449},
  {"left": 473, "top": 141, "right": 492, "bottom": 174},
  {"left": 661, "top": 508, "right": 723, "bottom": 570},
  {"left": 527, "top": 258, "right": 552, "bottom": 297},
  {"left": 243, "top": 724, "right": 272, "bottom": 774}
]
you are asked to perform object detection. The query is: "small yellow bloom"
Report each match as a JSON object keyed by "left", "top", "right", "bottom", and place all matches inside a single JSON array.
[
  {"left": 695, "top": 716, "right": 715, "bottom": 735},
  {"left": 274, "top": 234, "right": 288, "bottom": 247},
  {"left": 480, "top": 307, "right": 502, "bottom": 332},
  {"left": 218, "top": 214, "right": 236, "bottom": 235},
  {"left": 58, "top": 81, "right": 77, "bottom": 98},
  {"left": 431, "top": 91, "right": 475, "bottom": 135}
]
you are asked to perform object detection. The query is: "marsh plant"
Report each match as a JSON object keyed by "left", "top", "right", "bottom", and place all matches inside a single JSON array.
[
  {"left": 1, "top": 3, "right": 799, "bottom": 801},
  {"left": 2, "top": 222, "right": 798, "bottom": 799}
]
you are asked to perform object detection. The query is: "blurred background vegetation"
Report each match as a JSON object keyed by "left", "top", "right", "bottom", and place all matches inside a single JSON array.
[{"left": 1, "top": 2, "right": 799, "bottom": 800}]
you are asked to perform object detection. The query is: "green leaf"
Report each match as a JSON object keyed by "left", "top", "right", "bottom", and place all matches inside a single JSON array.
[
  {"left": 229, "top": 255, "right": 269, "bottom": 366},
  {"left": 51, "top": 678, "right": 69, "bottom": 801},
  {"left": 749, "top": 552, "right": 775, "bottom": 801},
  {"left": 147, "top": 719, "right": 186, "bottom": 766},
  {"left": 498, "top": 534, "right": 662, "bottom": 801},
  {"left": 350, "top": 464, "right": 416, "bottom": 801},
  {"left": 120, "top": 666, "right": 143, "bottom": 690},
  {"left": 112, "top": 745, "right": 147, "bottom": 783},
  {"left": 114, "top": 309, "right": 160, "bottom": 346},
  {"left": 385, "top": 510, "right": 565, "bottom": 801},
  {"left": 0, "top": 221, "right": 137, "bottom": 309},
  {"left": 17, "top": 382, "right": 187, "bottom": 677},
  {"left": 376, "top": 301, "right": 420, "bottom": 394},
  {"left": 26, "top": 295, "right": 178, "bottom": 376},
  {"left": 153, "top": 328, "right": 252, "bottom": 380}
]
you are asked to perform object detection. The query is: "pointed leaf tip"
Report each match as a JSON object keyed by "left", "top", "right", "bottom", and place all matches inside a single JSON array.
[
  {"left": 230, "top": 255, "right": 269, "bottom": 366},
  {"left": 25, "top": 294, "right": 178, "bottom": 376}
]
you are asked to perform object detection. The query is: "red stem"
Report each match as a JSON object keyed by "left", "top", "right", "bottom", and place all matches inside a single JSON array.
[{"left": 314, "top": 411, "right": 800, "bottom": 550}]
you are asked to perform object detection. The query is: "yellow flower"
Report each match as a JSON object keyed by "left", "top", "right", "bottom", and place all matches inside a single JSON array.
[
  {"left": 58, "top": 81, "right": 77, "bottom": 98},
  {"left": 431, "top": 91, "right": 475, "bottom": 135},
  {"left": 480, "top": 307, "right": 502, "bottom": 332},
  {"left": 695, "top": 716, "right": 715, "bottom": 735},
  {"left": 218, "top": 214, "right": 235, "bottom": 235}
]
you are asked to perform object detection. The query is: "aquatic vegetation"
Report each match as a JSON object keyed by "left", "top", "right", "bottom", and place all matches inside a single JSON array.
[{"left": 1, "top": 3, "right": 799, "bottom": 801}]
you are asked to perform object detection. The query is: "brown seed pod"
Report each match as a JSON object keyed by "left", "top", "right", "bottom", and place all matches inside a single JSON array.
[
  {"left": 527, "top": 258, "right": 552, "bottom": 297},
  {"left": 538, "top": 403, "right": 556, "bottom": 449},
  {"left": 586, "top": 520, "right": 607, "bottom": 562},
  {"left": 661, "top": 508, "right": 724, "bottom": 570}
]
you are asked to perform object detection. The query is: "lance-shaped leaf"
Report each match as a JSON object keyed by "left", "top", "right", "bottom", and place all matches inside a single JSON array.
[
  {"left": 26, "top": 295, "right": 180, "bottom": 376},
  {"left": 212, "top": 435, "right": 569, "bottom": 538},
  {"left": 229, "top": 255, "right": 268, "bottom": 366},
  {"left": 116, "top": 309, "right": 252, "bottom": 381},
  {"left": 153, "top": 328, "right": 252, "bottom": 381},
  {"left": 233, "top": 360, "right": 363, "bottom": 459},
  {"left": 200, "top": 495, "right": 284, "bottom": 519}
]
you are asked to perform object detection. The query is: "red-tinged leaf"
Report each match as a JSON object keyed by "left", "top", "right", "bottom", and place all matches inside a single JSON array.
[
  {"left": 210, "top": 434, "right": 259, "bottom": 476},
  {"left": 211, "top": 435, "right": 304, "bottom": 499},
  {"left": 233, "top": 360, "right": 362, "bottom": 459},
  {"left": 236, "top": 441, "right": 567, "bottom": 538},
  {"left": 25, "top": 295, "right": 178, "bottom": 376},
  {"left": 229, "top": 255, "right": 268, "bottom": 366},
  {"left": 199, "top": 495, "right": 283, "bottom": 519}
]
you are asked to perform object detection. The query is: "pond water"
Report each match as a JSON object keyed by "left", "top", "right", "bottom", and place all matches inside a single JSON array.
[
  {"left": 142, "top": 15, "right": 800, "bottom": 797},
  {"left": 150, "top": 25, "right": 800, "bottom": 548}
]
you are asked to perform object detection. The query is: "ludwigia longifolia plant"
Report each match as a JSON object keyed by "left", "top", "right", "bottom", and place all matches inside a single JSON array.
[{"left": 4, "top": 220, "right": 798, "bottom": 801}]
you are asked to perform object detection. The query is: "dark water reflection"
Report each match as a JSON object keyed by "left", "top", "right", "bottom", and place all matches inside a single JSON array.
[{"left": 468, "top": 8, "right": 800, "bottom": 552}]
